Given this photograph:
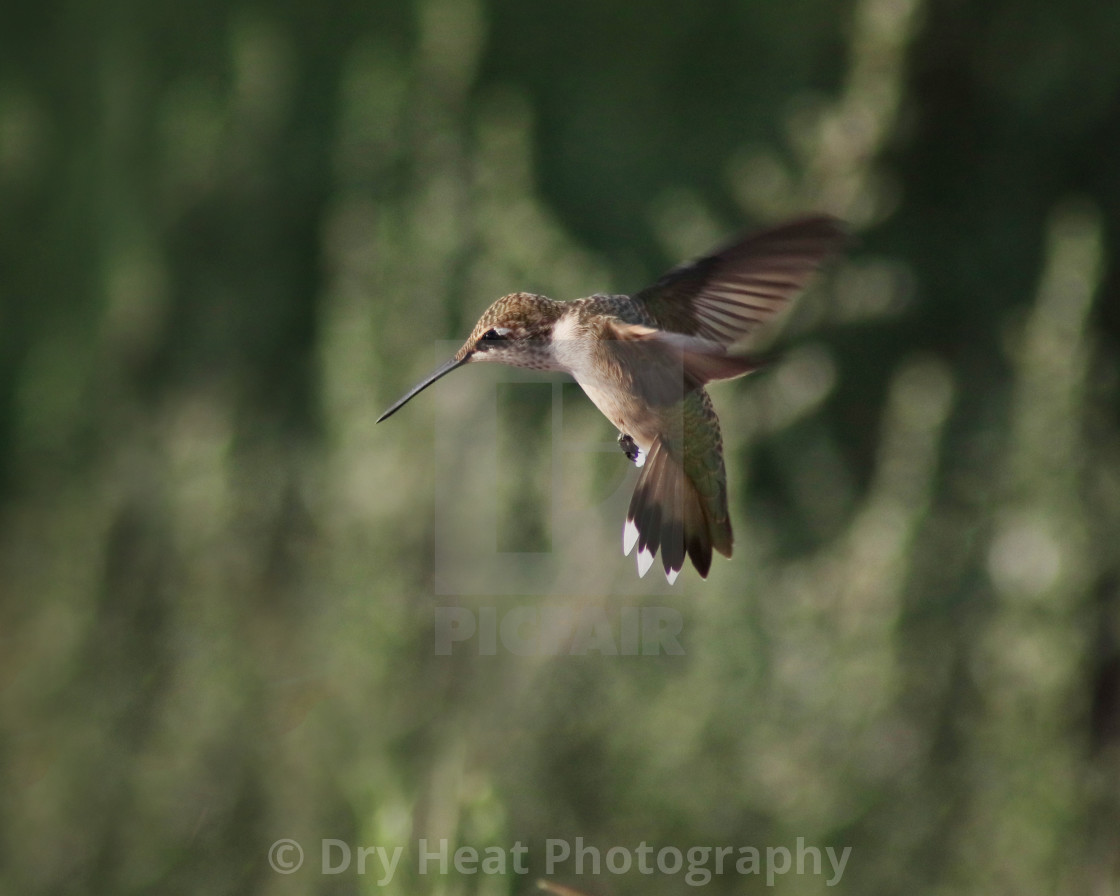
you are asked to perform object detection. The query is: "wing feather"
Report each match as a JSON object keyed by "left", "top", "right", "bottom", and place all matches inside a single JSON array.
[
  {"left": 603, "top": 322, "right": 762, "bottom": 406},
  {"left": 634, "top": 215, "right": 848, "bottom": 346}
]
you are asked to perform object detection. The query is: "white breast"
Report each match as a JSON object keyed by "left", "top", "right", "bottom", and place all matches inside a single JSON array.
[
  {"left": 551, "top": 313, "right": 594, "bottom": 379},
  {"left": 552, "top": 312, "right": 655, "bottom": 454}
]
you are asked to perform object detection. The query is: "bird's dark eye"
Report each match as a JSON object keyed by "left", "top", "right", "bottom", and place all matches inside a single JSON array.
[{"left": 476, "top": 327, "right": 511, "bottom": 351}]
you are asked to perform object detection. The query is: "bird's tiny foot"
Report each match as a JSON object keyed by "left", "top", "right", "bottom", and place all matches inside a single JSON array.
[{"left": 618, "top": 433, "right": 641, "bottom": 465}]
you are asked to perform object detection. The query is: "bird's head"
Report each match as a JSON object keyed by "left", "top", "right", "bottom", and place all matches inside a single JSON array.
[{"left": 377, "top": 293, "right": 562, "bottom": 422}]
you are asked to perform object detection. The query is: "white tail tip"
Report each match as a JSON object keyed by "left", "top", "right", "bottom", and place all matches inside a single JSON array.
[{"left": 623, "top": 518, "right": 639, "bottom": 556}]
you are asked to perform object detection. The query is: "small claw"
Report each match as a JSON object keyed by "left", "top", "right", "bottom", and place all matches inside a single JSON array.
[{"left": 617, "top": 433, "right": 643, "bottom": 466}]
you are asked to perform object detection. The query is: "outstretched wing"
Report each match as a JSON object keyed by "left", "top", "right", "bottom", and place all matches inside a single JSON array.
[
  {"left": 602, "top": 322, "right": 762, "bottom": 407},
  {"left": 634, "top": 215, "right": 848, "bottom": 345}
]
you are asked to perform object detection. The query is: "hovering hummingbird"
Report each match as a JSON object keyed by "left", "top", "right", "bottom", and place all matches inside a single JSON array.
[{"left": 378, "top": 216, "right": 846, "bottom": 582}]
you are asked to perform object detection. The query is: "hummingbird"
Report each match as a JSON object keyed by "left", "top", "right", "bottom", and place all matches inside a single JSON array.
[{"left": 378, "top": 216, "right": 846, "bottom": 582}]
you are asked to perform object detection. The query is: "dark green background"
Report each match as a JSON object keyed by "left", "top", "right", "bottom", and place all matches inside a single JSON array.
[{"left": 3, "top": 0, "right": 1120, "bottom": 893}]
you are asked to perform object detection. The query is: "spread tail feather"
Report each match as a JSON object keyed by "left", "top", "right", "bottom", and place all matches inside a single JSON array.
[{"left": 625, "top": 437, "right": 732, "bottom": 581}]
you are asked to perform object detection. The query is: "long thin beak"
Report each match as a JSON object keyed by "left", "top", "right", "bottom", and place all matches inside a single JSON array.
[{"left": 377, "top": 355, "right": 469, "bottom": 423}]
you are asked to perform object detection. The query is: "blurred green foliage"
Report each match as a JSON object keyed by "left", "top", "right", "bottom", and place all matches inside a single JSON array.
[{"left": 2, "top": 0, "right": 1120, "bottom": 894}]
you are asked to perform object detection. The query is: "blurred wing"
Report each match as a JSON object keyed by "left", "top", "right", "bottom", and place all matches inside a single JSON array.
[
  {"left": 634, "top": 215, "right": 849, "bottom": 345},
  {"left": 605, "top": 322, "right": 761, "bottom": 406}
]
